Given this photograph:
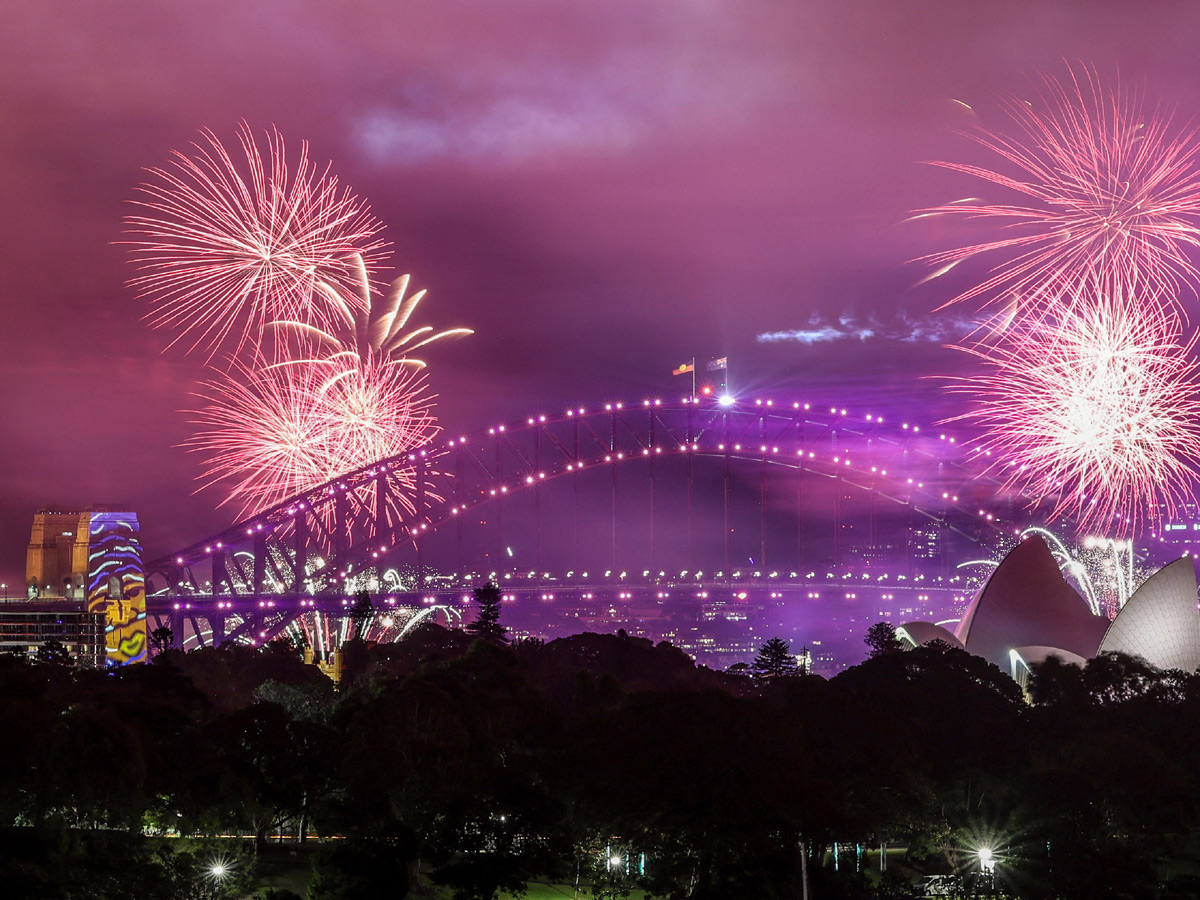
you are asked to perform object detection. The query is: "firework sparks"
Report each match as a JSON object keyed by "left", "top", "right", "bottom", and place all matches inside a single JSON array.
[
  {"left": 962, "top": 526, "right": 1147, "bottom": 617},
  {"left": 919, "top": 66, "right": 1200, "bottom": 317},
  {"left": 125, "top": 123, "right": 387, "bottom": 361},
  {"left": 948, "top": 283, "right": 1200, "bottom": 536},
  {"left": 187, "top": 256, "right": 469, "bottom": 519},
  {"left": 187, "top": 352, "right": 438, "bottom": 520},
  {"left": 281, "top": 603, "right": 462, "bottom": 662},
  {"left": 294, "top": 253, "right": 475, "bottom": 367}
]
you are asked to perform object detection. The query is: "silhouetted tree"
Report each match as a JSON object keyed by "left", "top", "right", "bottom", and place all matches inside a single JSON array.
[
  {"left": 308, "top": 839, "right": 413, "bottom": 900},
  {"left": 149, "top": 625, "right": 174, "bottom": 657},
  {"left": 466, "top": 582, "right": 508, "bottom": 643},
  {"left": 864, "top": 621, "right": 902, "bottom": 658},
  {"left": 751, "top": 637, "right": 798, "bottom": 680}
]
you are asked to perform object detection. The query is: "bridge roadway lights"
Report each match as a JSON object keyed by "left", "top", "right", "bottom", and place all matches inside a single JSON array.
[{"left": 146, "top": 580, "right": 968, "bottom": 649}]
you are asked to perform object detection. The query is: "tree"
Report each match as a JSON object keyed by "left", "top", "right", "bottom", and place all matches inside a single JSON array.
[
  {"left": 466, "top": 583, "right": 508, "bottom": 643},
  {"left": 149, "top": 625, "right": 174, "bottom": 657},
  {"left": 751, "top": 637, "right": 798, "bottom": 680},
  {"left": 864, "top": 621, "right": 902, "bottom": 658}
]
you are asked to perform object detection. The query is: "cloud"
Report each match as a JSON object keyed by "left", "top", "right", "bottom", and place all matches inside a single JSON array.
[
  {"left": 356, "top": 94, "right": 637, "bottom": 165},
  {"left": 757, "top": 313, "right": 977, "bottom": 345},
  {"left": 350, "top": 16, "right": 791, "bottom": 167}
]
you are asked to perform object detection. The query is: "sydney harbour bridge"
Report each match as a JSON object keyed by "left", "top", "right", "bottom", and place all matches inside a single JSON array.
[{"left": 139, "top": 392, "right": 1025, "bottom": 653}]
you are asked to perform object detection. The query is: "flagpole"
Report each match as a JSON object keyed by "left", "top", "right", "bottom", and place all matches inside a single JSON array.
[{"left": 691, "top": 357, "right": 696, "bottom": 400}]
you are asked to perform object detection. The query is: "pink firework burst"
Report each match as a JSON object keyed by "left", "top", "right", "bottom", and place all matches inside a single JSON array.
[
  {"left": 125, "top": 123, "right": 387, "bottom": 362},
  {"left": 187, "top": 354, "right": 438, "bottom": 520},
  {"left": 187, "top": 358, "right": 333, "bottom": 517},
  {"left": 949, "top": 282, "right": 1200, "bottom": 537},
  {"left": 919, "top": 66, "right": 1200, "bottom": 317},
  {"left": 187, "top": 256, "right": 469, "bottom": 520}
]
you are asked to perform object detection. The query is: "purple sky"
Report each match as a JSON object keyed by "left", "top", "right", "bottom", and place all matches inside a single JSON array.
[{"left": 4, "top": 0, "right": 1200, "bottom": 582}]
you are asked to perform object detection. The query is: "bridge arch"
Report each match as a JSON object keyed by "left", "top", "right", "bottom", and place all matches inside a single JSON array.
[{"left": 148, "top": 394, "right": 1016, "bottom": 600}]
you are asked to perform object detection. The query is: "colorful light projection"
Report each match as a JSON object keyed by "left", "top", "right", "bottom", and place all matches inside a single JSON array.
[{"left": 82, "top": 512, "right": 148, "bottom": 665}]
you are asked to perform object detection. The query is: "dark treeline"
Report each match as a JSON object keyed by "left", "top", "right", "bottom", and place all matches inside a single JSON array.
[{"left": 3, "top": 627, "right": 1200, "bottom": 899}]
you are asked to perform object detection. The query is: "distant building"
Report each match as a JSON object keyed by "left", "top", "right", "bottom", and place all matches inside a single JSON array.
[
  {"left": 26, "top": 507, "right": 90, "bottom": 599},
  {"left": 910, "top": 523, "right": 943, "bottom": 560},
  {"left": 24, "top": 507, "right": 147, "bottom": 665},
  {"left": 1159, "top": 502, "right": 1200, "bottom": 547},
  {"left": 0, "top": 603, "right": 106, "bottom": 668}
]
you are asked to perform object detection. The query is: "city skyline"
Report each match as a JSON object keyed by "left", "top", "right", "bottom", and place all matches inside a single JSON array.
[{"left": 8, "top": 2, "right": 1200, "bottom": 581}]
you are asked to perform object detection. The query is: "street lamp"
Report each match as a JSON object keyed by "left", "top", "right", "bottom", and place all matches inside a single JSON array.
[
  {"left": 977, "top": 847, "right": 996, "bottom": 874},
  {"left": 202, "top": 854, "right": 235, "bottom": 887}
]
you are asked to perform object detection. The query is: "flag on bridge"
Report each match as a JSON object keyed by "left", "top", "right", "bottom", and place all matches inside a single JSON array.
[
  {"left": 673, "top": 362, "right": 695, "bottom": 376},
  {"left": 707, "top": 357, "right": 727, "bottom": 371}
]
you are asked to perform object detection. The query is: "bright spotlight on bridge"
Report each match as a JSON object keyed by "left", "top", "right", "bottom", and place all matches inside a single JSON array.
[{"left": 718, "top": 394, "right": 735, "bottom": 407}]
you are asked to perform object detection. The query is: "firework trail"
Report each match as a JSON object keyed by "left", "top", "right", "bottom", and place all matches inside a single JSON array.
[
  {"left": 282, "top": 603, "right": 463, "bottom": 661},
  {"left": 294, "top": 253, "right": 475, "bottom": 368},
  {"left": 125, "top": 123, "right": 387, "bottom": 362},
  {"left": 948, "top": 281, "right": 1200, "bottom": 536},
  {"left": 919, "top": 66, "right": 1200, "bottom": 318}
]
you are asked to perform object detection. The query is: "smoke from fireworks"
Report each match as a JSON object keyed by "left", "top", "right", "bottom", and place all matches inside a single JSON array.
[
  {"left": 920, "top": 67, "right": 1200, "bottom": 317},
  {"left": 125, "top": 123, "right": 387, "bottom": 361},
  {"left": 948, "top": 283, "right": 1200, "bottom": 536}
]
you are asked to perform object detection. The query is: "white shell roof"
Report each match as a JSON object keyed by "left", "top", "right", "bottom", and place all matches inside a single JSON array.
[{"left": 1099, "top": 557, "right": 1200, "bottom": 672}]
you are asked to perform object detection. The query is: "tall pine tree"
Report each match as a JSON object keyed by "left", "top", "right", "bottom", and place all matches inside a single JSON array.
[
  {"left": 751, "top": 637, "right": 798, "bottom": 680},
  {"left": 466, "top": 582, "right": 509, "bottom": 643},
  {"left": 864, "top": 621, "right": 903, "bottom": 658}
]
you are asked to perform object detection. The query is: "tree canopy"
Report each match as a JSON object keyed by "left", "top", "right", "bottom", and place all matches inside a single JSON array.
[
  {"left": 465, "top": 582, "right": 508, "bottom": 644},
  {"left": 2, "top": 626, "right": 1198, "bottom": 899},
  {"left": 750, "top": 636, "right": 798, "bottom": 680}
]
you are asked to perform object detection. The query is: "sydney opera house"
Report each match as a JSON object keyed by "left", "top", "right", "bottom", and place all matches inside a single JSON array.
[{"left": 898, "top": 535, "right": 1200, "bottom": 683}]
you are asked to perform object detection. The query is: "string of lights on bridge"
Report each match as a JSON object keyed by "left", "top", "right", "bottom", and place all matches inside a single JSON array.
[
  {"left": 159, "top": 392, "right": 1030, "bottom": 593},
  {"left": 399, "top": 394, "right": 1005, "bottom": 548}
]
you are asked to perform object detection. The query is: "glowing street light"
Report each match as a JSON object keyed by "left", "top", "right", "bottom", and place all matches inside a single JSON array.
[
  {"left": 977, "top": 847, "right": 996, "bottom": 874},
  {"left": 202, "top": 855, "right": 236, "bottom": 886}
]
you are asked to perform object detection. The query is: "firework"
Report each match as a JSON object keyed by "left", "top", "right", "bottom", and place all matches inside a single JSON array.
[
  {"left": 919, "top": 67, "right": 1200, "bottom": 317},
  {"left": 125, "top": 123, "right": 387, "bottom": 361},
  {"left": 187, "top": 256, "right": 468, "bottom": 518},
  {"left": 281, "top": 603, "right": 463, "bottom": 661},
  {"left": 948, "top": 282, "right": 1200, "bottom": 536},
  {"left": 962, "top": 526, "right": 1147, "bottom": 617},
  {"left": 295, "top": 253, "right": 475, "bottom": 367},
  {"left": 187, "top": 353, "right": 437, "bottom": 519}
]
